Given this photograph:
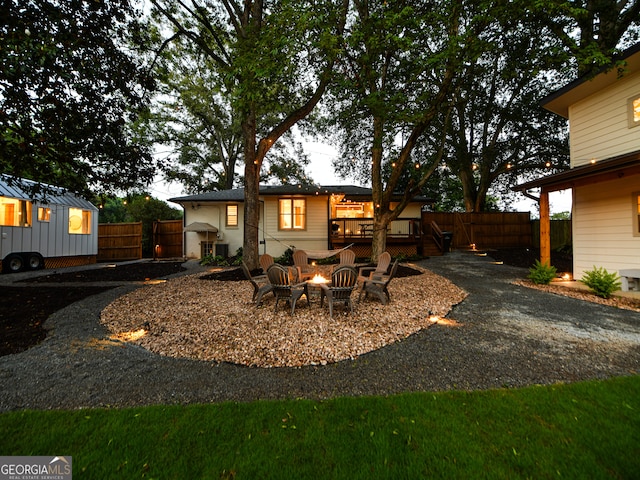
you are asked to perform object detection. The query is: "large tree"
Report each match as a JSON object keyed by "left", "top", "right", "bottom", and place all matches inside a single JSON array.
[
  {"left": 326, "top": 0, "right": 490, "bottom": 259},
  {"left": 537, "top": 0, "right": 640, "bottom": 75},
  {"left": 0, "top": 0, "right": 156, "bottom": 197},
  {"left": 434, "top": 16, "right": 571, "bottom": 212},
  {"left": 150, "top": 0, "right": 347, "bottom": 268},
  {"left": 142, "top": 23, "right": 314, "bottom": 193}
]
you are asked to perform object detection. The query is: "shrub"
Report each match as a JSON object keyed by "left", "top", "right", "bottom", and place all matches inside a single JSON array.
[
  {"left": 528, "top": 260, "right": 557, "bottom": 285},
  {"left": 275, "top": 247, "right": 295, "bottom": 265},
  {"left": 200, "top": 254, "right": 228, "bottom": 266},
  {"left": 581, "top": 266, "right": 621, "bottom": 299}
]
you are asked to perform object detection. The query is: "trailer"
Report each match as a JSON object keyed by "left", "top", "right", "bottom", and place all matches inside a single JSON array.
[{"left": 0, "top": 175, "right": 99, "bottom": 273}]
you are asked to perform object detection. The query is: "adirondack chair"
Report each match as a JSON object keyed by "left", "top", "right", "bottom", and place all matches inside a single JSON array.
[
  {"left": 267, "top": 263, "right": 309, "bottom": 315},
  {"left": 293, "top": 249, "right": 315, "bottom": 281},
  {"left": 359, "top": 259, "right": 399, "bottom": 305},
  {"left": 357, "top": 251, "right": 391, "bottom": 285},
  {"left": 241, "top": 261, "right": 273, "bottom": 306},
  {"left": 259, "top": 253, "right": 274, "bottom": 274},
  {"left": 338, "top": 248, "right": 356, "bottom": 266},
  {"left": 320, "top": 266, "right": 358, "bottom": 319}
]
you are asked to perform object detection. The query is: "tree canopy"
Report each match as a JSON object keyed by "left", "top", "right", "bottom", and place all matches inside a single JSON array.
[
  {"left": 0, "top": 0, "right": 157, "bottom": 197},
  {"left": 149, "top": 0, "right": 348, "bottom": 267}
]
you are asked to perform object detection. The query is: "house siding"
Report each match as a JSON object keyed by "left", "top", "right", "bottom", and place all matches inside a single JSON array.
[
  {"left": 1, "top": 201, "right": 98, "bottom": 261},
  {"left": 569, "top": 70, "right": 640, "bottom": 167},
  {"left": 183, "top": 204, "right": 244, "bottom": 259},
  {"left": 262, "top": 195, "right": 329, "bottom": 257},
  {"left": 572, "top": 176, "right": 640, "bottom": 278}
]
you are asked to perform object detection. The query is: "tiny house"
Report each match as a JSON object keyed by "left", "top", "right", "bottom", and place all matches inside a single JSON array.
[{"left": 0, "top": 175, "right": 99, "bottom": 272}]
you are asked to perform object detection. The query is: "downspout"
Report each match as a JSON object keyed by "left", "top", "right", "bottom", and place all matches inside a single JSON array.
[{"left": 260, "top": 200, "right": 266, "bottom": 254}]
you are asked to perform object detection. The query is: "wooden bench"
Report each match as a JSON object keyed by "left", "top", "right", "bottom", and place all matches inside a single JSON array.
[{"left": 619, "top": 269, "right": 640, "bottom": 291}]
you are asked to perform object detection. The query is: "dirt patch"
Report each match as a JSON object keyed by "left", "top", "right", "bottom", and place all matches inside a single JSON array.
[
  {"left": 487, "top": 247, "right": 573, "bottom": 273},
  {"left": 0, "top": 286, "right": 112, "bottom": 356},
  {"left": 1, "top": 261, "right": 186, "bottom": 357},
  {"left": 22, "top": 261, "right": 186, "bottom": 283}
]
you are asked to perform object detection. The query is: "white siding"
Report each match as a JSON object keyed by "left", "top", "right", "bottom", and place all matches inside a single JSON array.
[
  {"left": 0, "top": 202, "right": 97, "bottom": 260},
  {"left": 569, "top": 71, "right": 640, "bottom": 167},
  {"left": 182, "top": 204, "right": 245, "bottom": 259},
  {"left": 573, "top": 175, "right": 640, "bottom": 279},
  {"left": 262, "top": 195, "right": 329, "bottom": 258}
]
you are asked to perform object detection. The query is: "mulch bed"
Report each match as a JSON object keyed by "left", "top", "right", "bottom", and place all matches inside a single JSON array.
[
  {"left": 0, "top": 251, "right": 566, "bottom": 357},
  {"left": 1, "top": 261, "right": 186, "bottom": 357},
  {"left": 22, "top": 261, "right": 186, "bottom": 283},
  {"left": 0, "top": 286, "right": 112, "bottom": 356}
]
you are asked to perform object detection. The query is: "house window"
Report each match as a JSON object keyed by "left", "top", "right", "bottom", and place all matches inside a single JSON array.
[
  {"left": 279, "top": 198, "right": 306, "bottom": 230},
  {"left": 226, "top": 204, "right": 238, "bottom": 227},
  {"left": 38, "top": 207, "right": 51, "bottom": 222},
  {"left": 634, "top": 193, "right": 640, "bottom": 237},
  {"left": 69, "top": 208, "right": 91, "bottom": 234},
  {"left": 0, "top": 196, "right": 32, "bottom": 227},
  {"left": 628, "top": 95, "right": 640, "bottom": 128}
]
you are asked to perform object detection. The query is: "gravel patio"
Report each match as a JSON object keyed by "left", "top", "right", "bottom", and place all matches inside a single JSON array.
[{"left": 1, "top": 251, "right": 639, "bottom": 411}]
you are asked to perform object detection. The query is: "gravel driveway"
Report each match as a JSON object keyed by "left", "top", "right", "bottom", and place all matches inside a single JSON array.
[{"left": 1, "top": 252, "right": 639, "bottom": 411}]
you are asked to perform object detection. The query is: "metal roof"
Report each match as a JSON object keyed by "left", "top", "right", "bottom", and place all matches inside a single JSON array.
[{"left": 0, "top": 174, "right": 97, "bottom": 210}]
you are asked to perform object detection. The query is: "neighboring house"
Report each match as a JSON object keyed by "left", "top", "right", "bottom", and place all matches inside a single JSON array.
[
  {"left": 514, "top": 43, "right": 640, "bottom": 280},
  {"left": 0, "top": 175, "right": 99, "bottom": 272},
  {"left": 169, "top": 185, "right": 429, "bottom": 259}
]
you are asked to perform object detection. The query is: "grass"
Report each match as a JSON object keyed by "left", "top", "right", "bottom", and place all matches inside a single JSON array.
[{"left": 2, "top": 376, "right": 639, "bottom": 479}]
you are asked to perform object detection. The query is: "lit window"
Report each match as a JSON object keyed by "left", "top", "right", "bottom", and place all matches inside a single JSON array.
[
  {"left": 0, "top": 196, "right": 32, "bottom": 227},
  {"left": 628, "top": 95, "right": 640, "bottom": 128},
  {"left": 38, "top": 207, "right": 51, "bottom": 222},
  {"left": 279, "top": 198, "right": 306, "bottom": 230},
  {"left": 69, "top": 208, "right": 91, "bottom": 234},
  {"left": 637, "top": 194, "right": 640, "bottom": 234},
  {"left": 226, "top": 204, "right": 238, "bottom": 227}
]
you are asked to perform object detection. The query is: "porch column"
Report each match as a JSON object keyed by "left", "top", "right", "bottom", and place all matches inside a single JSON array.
[{"left": 539, "top": 189, "right": 551, "bottom": 266}]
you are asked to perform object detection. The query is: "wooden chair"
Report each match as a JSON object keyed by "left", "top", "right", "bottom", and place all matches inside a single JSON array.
[
  {"left": 359, "top": 259, "right": 399, "bottom": 305},
  {"left": 357, "top": 251, "right": 391, "bottom": 285},
  {"left": 267, "top": 263, "right": 309, "bottom": 315},
  {"left": 320, "top": 266, "right": 358, "bottom": 319},
  {"left": 293, "top": 249, "right": 315, "bottom": 281},
  {"left": 338, "top": 249, "right": 356, "bottom": 266},
  {"left": 241, "top": 261, "right": 273, "bottom": 306},
  {"left": 259, "top": 253, "right": 274, "bottom": 274}
]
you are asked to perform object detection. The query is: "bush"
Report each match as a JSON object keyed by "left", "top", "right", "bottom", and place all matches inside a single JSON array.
[
  {"left": 528, "top": 260, "right": 557, "bottom": 285},
  {"left": 581, "top": 266, "right": 621, "bottom": 299},
  {"left": 275, "top": 247, "right": 295, "bottom": 265},
  {"left": 200, "top": 254, "right": 228, "bottom": 267}
]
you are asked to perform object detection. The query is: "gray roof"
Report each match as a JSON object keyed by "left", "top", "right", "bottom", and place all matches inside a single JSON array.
[
  {"left": 0, "top": 175, "right": 97, "bottom": 210},
  {"left": 169, "top": 184, "right": 432, "bottom": 204}
]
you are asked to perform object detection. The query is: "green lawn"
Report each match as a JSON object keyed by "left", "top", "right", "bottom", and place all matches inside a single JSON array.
[{"left": 1, "top": 376, "right": 639, "bottom": 479}]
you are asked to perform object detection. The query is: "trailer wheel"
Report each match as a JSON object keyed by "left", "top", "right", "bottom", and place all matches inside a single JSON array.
[
  {"left": 27, "top": 253, "right": 44, "bottom": 270},
  {"left": 3, "top": 253, "right": 24, "bottom": 273}
]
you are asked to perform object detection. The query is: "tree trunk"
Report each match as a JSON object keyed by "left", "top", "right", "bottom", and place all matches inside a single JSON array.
[
  {"left": 459, "top": 168, "right": 478, "bottom": 212},
  {"left": 370, "top": 217, "right": 388, "bottom": 261},
  {"left": 242, "top": 113, "right": 260, "bottom": 270}
]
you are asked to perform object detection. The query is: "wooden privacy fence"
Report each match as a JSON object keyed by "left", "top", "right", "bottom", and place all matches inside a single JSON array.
[
  {"left": 153, "top": 220, "right": 183, "bottom": 259},
  {"left": 421, "top": 212, "right": 533, "bottom": 250},
  {"left": 98, "top": 220, "right": 184, "bottom": 261},
  {"left": 98, "top": 222, "right": 142, "bottom": 261}
]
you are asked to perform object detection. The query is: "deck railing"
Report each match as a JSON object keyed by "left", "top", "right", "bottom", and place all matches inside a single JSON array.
[{"left": 330, "top": 218, "right": 421, "bottom": 241}]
